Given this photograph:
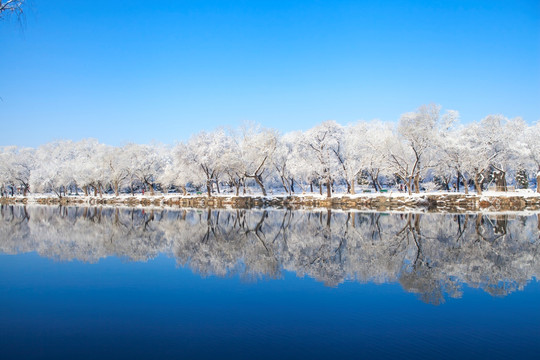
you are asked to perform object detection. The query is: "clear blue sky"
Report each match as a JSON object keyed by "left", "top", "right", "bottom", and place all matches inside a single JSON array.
[{"left": 1, "top": 0, "right": 539, "bottom": 147}]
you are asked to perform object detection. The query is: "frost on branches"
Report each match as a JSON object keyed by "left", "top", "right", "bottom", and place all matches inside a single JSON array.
[{"left": 1, "top": 104, "right": 539, "bottom": 198}]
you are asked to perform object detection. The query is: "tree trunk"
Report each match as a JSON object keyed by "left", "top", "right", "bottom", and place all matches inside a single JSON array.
[
  {"left": 375, "top": 177, "right": 382, "bottom": 192},
  {"left": 94, "top": 186, "right": 98, "bottom": 196},
  {"left": 253, "top": 175, "right": 267, "bottom": 196},
  {"left": 319, "top": 181, "right": 322, "bottom": 195},
  {"left": 494, "top": 171, "right": 505, "bottom": 191},
  {"left": 474, "top": 173, "right": 483, "bottom": 195},
  {"left": 501, "top": 171, "right": 507, "bottom": 191},
  {"left": 371, "top": 177, "right": 378, "bottom": 192},
  {"left": 326, "top": 178, "right": 331, "bottom": 198},
  {"left": 114, "top": 182, "right": 119, "bottom": 196},
  {"left": 280, "top": 176, "right": 289, "bottom": 194},
  {"left": 310, "top": 182, "right": 313, "bottom": 193},
  {"left": 206, "top": 181, "right": 212, "bottom": 197},
  {"left": 414, "top": 173, "right": 420, "bottom": 193},
  {"left": 456, "top": 171, "right": 461, "bottom": 192},
  {"left": 407, "top": 176, "right": 412, "bottom": 196},
  {"left": 350, "top": 179, "right": 355, "bottom": 195},
  {"left": 182, "top": 185, "right": 187, "bottom": 196},
  {"left": 537, "top": 172, "right": 540, "bottom": 193}
]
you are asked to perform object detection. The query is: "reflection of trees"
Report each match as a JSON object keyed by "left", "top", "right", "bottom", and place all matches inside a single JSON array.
[{"left": 1, "top": 205, "right": 539, "bottom": 304}]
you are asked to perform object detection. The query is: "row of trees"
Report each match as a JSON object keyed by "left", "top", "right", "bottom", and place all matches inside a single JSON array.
[{"left": 1, "top": 104, "right": 540, "bottom": 197}]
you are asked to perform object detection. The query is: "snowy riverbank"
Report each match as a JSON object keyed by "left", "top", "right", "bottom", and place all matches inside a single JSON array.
[{"left": 2, "top": 191, "right": 540, "bottom": 212}]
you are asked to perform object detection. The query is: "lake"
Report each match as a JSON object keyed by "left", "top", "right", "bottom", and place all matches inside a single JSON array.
[{"left": 1, "top": 205, "right": 539, "bottom": 359}]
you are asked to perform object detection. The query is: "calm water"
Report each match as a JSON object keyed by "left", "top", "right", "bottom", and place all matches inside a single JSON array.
[{"left": 1, "top": 205, "right": 539, "bottom": 359}]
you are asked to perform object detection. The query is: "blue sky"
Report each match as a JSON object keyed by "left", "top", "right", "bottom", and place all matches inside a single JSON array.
[{"left": 1, "top": 0, "right": 539, "bottom": 147}]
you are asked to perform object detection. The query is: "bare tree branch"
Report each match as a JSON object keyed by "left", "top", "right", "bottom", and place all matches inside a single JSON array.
[{"left": 0, "top": 0, "right": 25, "bottom": 20}]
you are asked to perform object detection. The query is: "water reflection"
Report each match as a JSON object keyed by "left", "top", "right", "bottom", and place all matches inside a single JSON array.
[{"left": 1, "top": 205, "right": 539, "bottom": 304}]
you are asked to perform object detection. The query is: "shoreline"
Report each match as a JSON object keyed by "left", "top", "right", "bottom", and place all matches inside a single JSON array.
[{"left": 2, "top": 192, "right": 540, "bottom": 212}]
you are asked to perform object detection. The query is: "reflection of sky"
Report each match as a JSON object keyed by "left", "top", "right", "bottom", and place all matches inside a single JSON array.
[{"left": 1, "top": 253, "right": 539, "bottom": 359}]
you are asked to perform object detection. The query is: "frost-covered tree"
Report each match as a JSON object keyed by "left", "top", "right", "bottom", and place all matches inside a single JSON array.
[
  {"left": 0, "top": 147, "right": 14, "bottom": 196},
  {"left": 2, "top": 107, "right": 537, "bottom": 197},
  {"left": 103, "top": 145, "right": 130, "bottom": 196},
  {"left": 288, "top": 132, "right": 320, "bottom": 194},
  {"left": 122, "top": 143, "right": 167, "bottom": 195},
  {"left": 303, "top": 121, "right": 342, "bottom": 197},
  {"left": 362, "top": 121, "right": 394, "bottom": 191},
  {"left": 524, "top": 120, "right": 540, "bottom": 193},
  {"left": 334, "top": 121, "right": 391, "bottom": 194},
  {"left": 70, "top": 139, "right": 108, "bottom": 196},
  {"left": 240, "top": 125, "right": 278, "bottom": 196},
  {"left": 183, "top": 129, "right": 232, "bottom": 196},
  {"left": 30, "top": 141, "right": 77, "bottom": 197},
  {"left": 438, "top": 124, "right": 471, "bottom": 193},
  {"left": 333, "top": 122, "right": 363, "bottom": 194},
  {"left": 488, "top": 116, "right": 527, "bottom": 191},
  {"left": 388, "top": 104, "right": 458, "bottom": 195},
  {"left": 162, "top": 142, "right": 205, "bottom": 195},
  {"left": 272, "top": 131, "right": 300, "bottom": 195},
  {"left": 0, "top": 146, "right": 35, "bottom": 196},
  {"left": 459, "top": 116, "right": 508, "bottom": 195},
  {"left": 219, "top": 137, "right": 244, "bottom": 195}
]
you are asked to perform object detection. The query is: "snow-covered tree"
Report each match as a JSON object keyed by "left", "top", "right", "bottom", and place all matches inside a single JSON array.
[
  {"left": 183, "top": 129, "right": 233, "bottom": 196},
  {"left": 288, "top": 133, "right": 320, "bottom": 194},
  {"left": 362, "top": 121, "right": 394, "bottom": 191},
  {"left": 438, "top": 123, "right": 471, "bottom": 193},
  {"left": 387, "top": 104, "right": 458, "bottom": 195},
  {"left": 239, "top": 125, "right": 278, "bottom": 196},
  {"left": 161, "top": 142, "right": 205, "bottom": 195},
  {"left": 459, "top": 116, "right": 509, "bottom": 195},
  {"left": 122, "top": 143, "right": 166, "bottom": 195},
  {"left": 103, "top": 145, "right": 130, "bottom": 196},
  {"left": 0, "top": 146, "right": 35, "bottom": 196},
  {"left": 524, "top": 120, "right": 540, "bottom": 193},
  {"left": 30, "top": 141, "right": 77, "bottom": 197},
  {"left": 303, "top": 121, "right": 342, "bottom": 197},
  {"left": 334, "top": 121, "right": 391, "bottom": 194},
  {"left": 70, "top": 139, "right": 108, "bottom": 196},
  {"left": 488, "top": 116, "right": 527, "bottom": 191},
  {"left": 272, "top": 131, "right": 300, "bottom": 195},
  {"left": 1, "top": 107, "right": 535, "bottom": 197}
]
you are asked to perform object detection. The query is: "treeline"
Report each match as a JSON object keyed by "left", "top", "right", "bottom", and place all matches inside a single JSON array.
[{"left": 1, "top": 104, "right": 539, "bottom": 197}]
